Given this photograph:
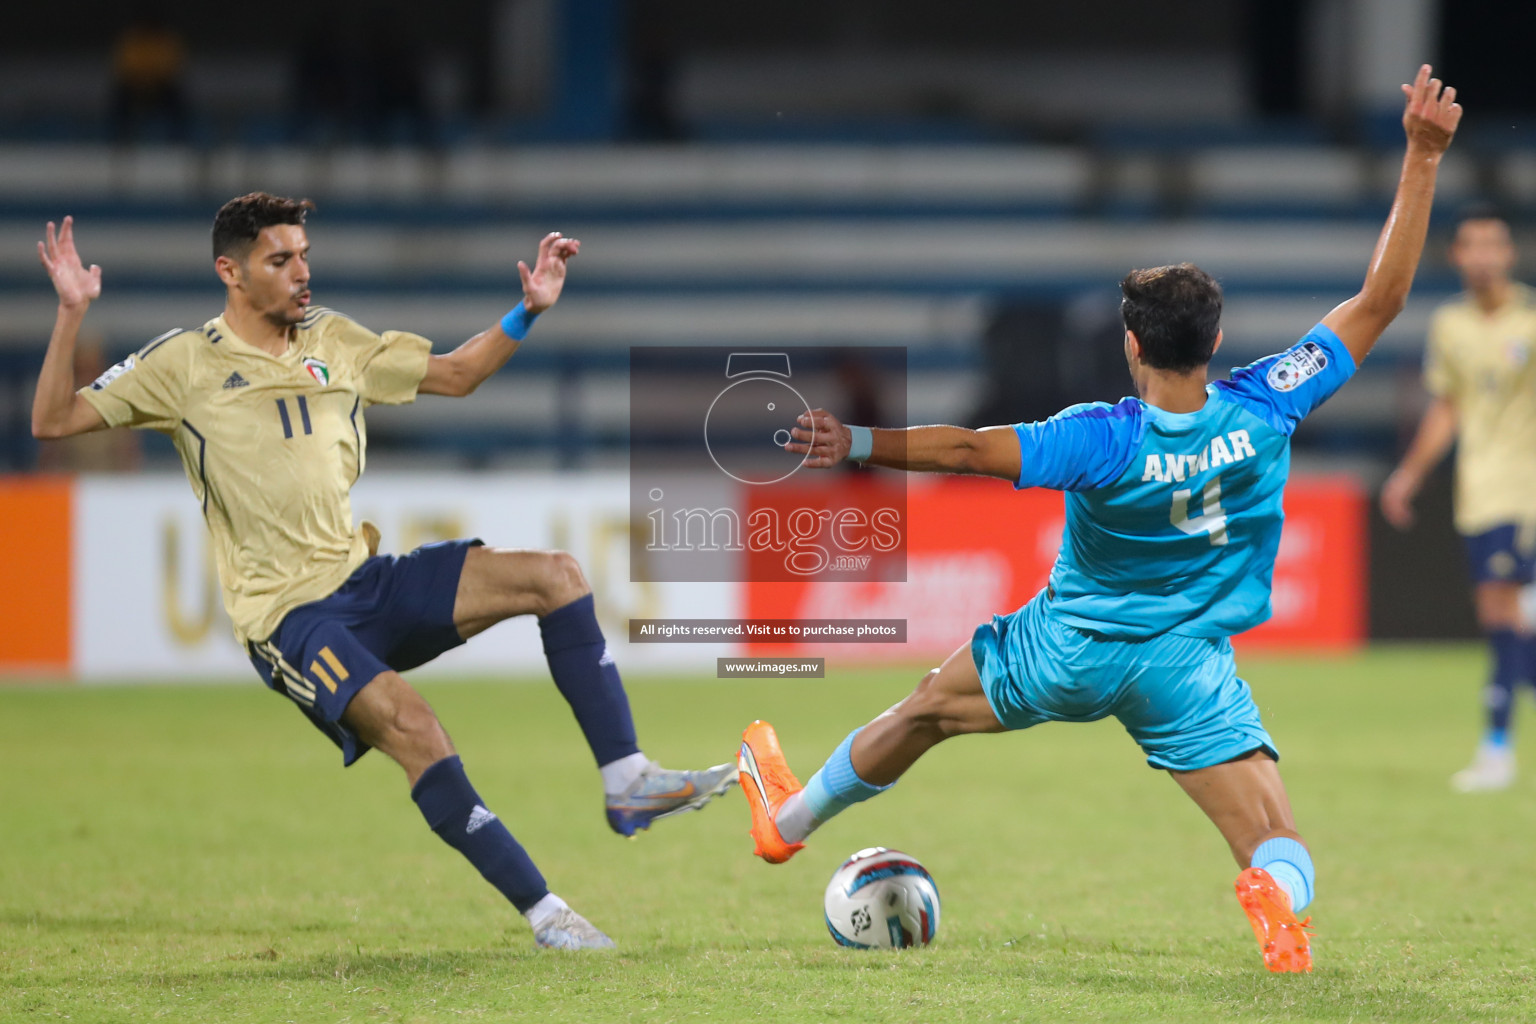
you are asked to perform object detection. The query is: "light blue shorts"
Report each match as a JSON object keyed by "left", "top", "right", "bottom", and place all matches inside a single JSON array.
[{"left": 971, "top": 591, "right": 1277, "bottom": 772}]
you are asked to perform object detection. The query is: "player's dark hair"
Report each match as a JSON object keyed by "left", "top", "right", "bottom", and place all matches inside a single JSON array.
[
  {"left": 211, "top": 192, "right": 315, "bottom": 261},
  {"left": 1452, "top": 202, "right": 1509, "bottom": 235},
  {"left": 1119, "top": 263, "right": 1224, "bottom": 373}
]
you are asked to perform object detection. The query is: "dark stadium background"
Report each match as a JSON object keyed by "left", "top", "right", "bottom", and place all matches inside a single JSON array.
[{"left": 3, "top": 0, "right": 1535, "bottom": 646}]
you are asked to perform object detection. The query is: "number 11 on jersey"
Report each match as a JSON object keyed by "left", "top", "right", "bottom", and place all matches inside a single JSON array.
[
  {"left": 1172, "top": 476, "right": 1228, "bottom": 546},
  {"left": 275, "top": 396, "right": 313, "bottom": 439}
]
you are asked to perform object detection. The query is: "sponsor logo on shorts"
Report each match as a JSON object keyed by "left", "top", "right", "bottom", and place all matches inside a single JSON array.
[{"left": 1488, "top": 551, "right": 1517, "bottom": 579}]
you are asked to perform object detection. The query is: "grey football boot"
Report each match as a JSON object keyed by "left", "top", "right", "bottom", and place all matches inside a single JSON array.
[
  {"left": 605, "top": 760, "right": 738, "bottom": 836},
  {"left": 533, "top": 907, "right": 618, "bottom": 950}
]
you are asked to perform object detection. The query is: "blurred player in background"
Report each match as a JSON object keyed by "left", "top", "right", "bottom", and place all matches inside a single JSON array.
[
  {"left": 31, "top": 194, "right": 735, "bottom": 950},
  {"left": 1380, "top": 209, "right": 1536, "bottom": 792},
  {"left": 737, "top": 67, "right": 1461, "bottom": 973}
]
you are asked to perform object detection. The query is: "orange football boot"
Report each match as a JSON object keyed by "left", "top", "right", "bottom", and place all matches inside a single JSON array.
[
  {"left": 737, "top": 720, "right": 806, "bottom": 864},
  {"left": 1235, "top": 867, "right": 1314, "bottom": 973}
]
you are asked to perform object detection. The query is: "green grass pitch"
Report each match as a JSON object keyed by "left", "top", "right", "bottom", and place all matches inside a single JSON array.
[{"left": 3, "top": 645, "right": 1535, "bottom": 1022}]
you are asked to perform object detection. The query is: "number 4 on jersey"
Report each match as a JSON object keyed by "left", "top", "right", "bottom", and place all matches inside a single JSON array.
[{"left": 1171, "top": 476, "right": 1228, "bottom": 546}]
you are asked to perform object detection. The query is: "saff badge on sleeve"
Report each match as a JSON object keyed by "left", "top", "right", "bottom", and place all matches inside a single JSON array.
[{"left": 1266, "top": 341, "right": 1329, "bottom": 392}]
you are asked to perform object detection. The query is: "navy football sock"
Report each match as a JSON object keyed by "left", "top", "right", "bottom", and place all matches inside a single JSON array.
[
  {"left": 1523, "top": 635, "right": 1536, "bottom": 706},
  {"left": 539, "top": 594, "right": 640, "bottom": 767},
  {"left": 1485, "top": 629, "right": 1523, "bottom": 743},
  {"left": 411, "top": 755, "right": 548, "bottom": 913}
]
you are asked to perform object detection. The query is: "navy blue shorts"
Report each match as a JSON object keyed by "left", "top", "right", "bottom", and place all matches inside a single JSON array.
[
  {"left": 1463, "top": 523, "right": 1536, "bottom": 585},
  {"left": 248, "top": 539, "right": 480, "bottom": 765}
]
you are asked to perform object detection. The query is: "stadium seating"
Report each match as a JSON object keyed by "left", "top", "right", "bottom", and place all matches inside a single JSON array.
[{"left": 0, "top": 141, "right": 1499, "bottom": 469}]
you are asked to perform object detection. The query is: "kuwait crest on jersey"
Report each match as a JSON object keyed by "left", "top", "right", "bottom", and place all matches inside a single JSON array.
[{"left": 302, "top": 357, "right": 330, "bottom": 385}]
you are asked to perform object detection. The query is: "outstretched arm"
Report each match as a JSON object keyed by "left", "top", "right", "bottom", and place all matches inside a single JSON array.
[
  {"left": 419, "top": 231, "right": 580, "bottom": 397},
  {"left": 1321, "top": 65, "right": 1461, "bottom": 366},
  {"left": 786, "top": 408, "right": 1022, "bottom": 481},
  {"left": 32, "top": 217, "right": 108, "bottom": 438}
]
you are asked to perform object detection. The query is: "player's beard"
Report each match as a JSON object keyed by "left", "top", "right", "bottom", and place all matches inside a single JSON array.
[
  {"left": 264, "top": 290, "right": 309, "bottom": 328},
  {"left": 265, "top": 307, "right": 305, "bottom": 328}
]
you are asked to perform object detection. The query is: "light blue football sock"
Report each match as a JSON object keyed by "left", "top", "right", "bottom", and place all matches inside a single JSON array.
[
  {"left": 1251, "top": 836, "right": 1314, "bottom": 913},
  {"left": 801, "top": 727, "right": 895, "bottom": 822}
]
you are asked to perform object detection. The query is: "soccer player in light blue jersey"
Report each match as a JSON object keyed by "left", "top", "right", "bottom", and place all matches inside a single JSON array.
[{"left": 736, "top": 66, "right": 1462, "bottom": 973}]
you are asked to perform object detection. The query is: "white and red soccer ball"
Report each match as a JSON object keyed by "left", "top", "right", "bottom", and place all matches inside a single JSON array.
[{"left": 824, "top": 847, "right": 940, "bottom": 949}]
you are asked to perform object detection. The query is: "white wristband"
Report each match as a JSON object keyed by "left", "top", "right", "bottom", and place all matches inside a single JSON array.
[{"left": 846, "top": 425, "right": 873, "bottom": 462}]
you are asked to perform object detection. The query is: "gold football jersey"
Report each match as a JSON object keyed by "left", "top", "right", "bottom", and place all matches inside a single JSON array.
[
  {"left": 79, "top": 308, "right": 431, "bottom": 644},
  {"left": 1424, "top": 284, "right": 1536, "bottom": 534}
]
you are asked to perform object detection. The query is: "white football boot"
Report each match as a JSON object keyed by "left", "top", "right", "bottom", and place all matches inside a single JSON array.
[{"left": 1451, "top": 742, "right": 1515, "bottom": 793}]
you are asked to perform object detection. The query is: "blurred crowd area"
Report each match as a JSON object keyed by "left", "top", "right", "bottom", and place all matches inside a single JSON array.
[
  {"left": 6, "top": 1, "right": 1534, "bottom": 147},
  {"left": 1, "top": 0, "right": 1533, "bottom": 478}
]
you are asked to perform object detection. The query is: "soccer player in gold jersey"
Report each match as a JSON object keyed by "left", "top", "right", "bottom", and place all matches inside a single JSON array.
[
  {"left": 1381, "top": 208, "right": 1536, "bottom": 791},
  {"left": 30, "top": 194, "right": 736, "bottom": 949}
]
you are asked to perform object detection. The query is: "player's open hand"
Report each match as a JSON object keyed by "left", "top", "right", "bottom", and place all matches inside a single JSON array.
[
  {"left": 786, "top": 408, "right": 851, "bottom": 468},
  {"left": 518, "top": 231, "right": 580, "bottom": 315},
  {"left": 1401, "top": 64, "right": 1461, "bottom": 157},
  {"left": 38, "top": 216, "right": 101, "bottom": 310}
]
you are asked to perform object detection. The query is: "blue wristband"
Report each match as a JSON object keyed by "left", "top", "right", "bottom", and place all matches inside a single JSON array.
[
  {"left": 846, "top": 425, "right": 873, "bottom": 463},
  {"left": 500, "top": 302, "right": 539, "bottom": 341}
]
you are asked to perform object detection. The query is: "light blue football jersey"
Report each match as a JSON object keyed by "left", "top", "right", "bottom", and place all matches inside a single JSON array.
[{"left": 1012, "top": 323, "right": 1356, "bottom": 639}]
